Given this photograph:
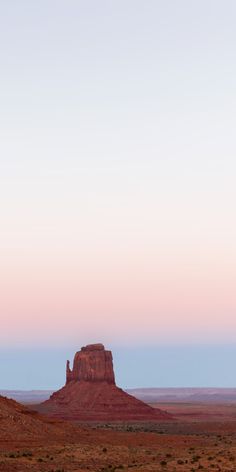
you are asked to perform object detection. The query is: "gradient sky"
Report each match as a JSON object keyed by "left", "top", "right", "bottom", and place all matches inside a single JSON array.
[{"left": 0, "top": 1, "right": 236, "bottom": 388}]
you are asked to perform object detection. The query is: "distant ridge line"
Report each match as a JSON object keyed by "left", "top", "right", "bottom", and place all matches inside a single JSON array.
[{"left": 2, "top": 387, "right": 236, "bottom": 404}]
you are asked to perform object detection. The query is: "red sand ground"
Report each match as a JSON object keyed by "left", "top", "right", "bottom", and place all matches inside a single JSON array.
[{"left": 2, "top": 396, "right": 236, "bottom": 471}]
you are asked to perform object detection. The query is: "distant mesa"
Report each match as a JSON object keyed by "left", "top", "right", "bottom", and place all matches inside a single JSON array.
[{"left": 35, "top": 343, "right": 172, "bottom": 421}]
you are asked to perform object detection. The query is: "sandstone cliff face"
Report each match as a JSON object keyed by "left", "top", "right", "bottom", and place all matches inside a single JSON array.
[
  {"left": 66, "top": 343, "right": 115, "bottom": 384},
  {"left": 37, "top": 343, "right": 172, "bottom": 422}
]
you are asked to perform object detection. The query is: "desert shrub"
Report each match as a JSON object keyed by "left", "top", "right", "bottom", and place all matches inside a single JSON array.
[
  {"left": 22, "top": 451, "right": 32, "bottom": 457},
  {"left": 127, "top": 426, "right": 134, "bottom": 432}
]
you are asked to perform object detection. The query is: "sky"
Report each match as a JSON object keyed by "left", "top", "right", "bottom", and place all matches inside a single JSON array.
[{"left": 0, "top": 1, "right": 236, "bottom": 388}]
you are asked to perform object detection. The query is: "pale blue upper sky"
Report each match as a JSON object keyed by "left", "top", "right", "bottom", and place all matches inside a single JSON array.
[{"left": 1, "top": 0, "right": 236, "bottom": 171}]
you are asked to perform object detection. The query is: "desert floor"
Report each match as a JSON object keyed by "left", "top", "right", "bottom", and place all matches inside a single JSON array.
[{"left": 2, "top": 403, "right": 236, "bottom": 471}]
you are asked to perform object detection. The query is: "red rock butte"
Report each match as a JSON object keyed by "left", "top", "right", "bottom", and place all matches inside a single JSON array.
[
  {"left": 66, "top": 343, "right": 115, "bottom": 385},
  {"left": 36, "top": 343, "right": 172, "bottom": 421}
]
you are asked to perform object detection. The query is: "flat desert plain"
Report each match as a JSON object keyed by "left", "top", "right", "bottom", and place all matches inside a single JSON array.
[{"left": 2, "top": 400, "right": 236, "bottom": 471}]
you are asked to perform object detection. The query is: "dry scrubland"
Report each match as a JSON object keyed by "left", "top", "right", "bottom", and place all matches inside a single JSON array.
[
  {"left": 2, "top": 347, "right": 236, "bottom": 471},
  {"left": 2, "top": 398, "right": 236, "bottom": 471}
]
